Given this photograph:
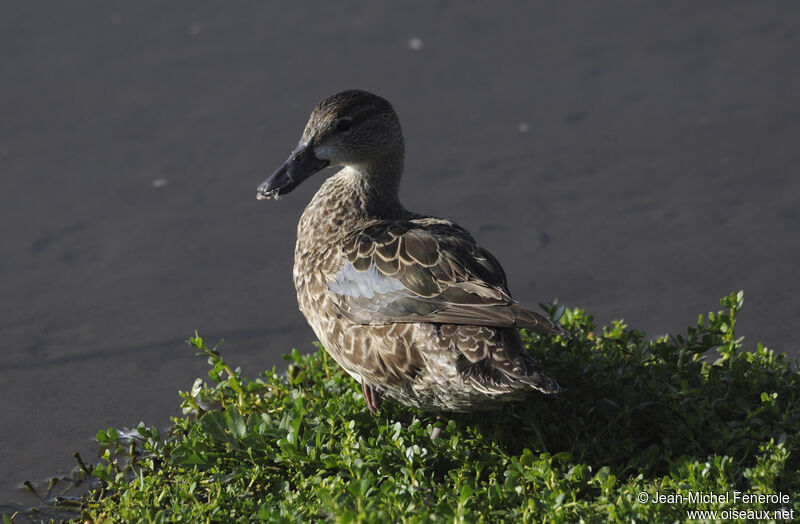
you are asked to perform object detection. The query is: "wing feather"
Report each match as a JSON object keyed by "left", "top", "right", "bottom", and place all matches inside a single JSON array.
[{"left": 328, "top": 218, "right": 566, "bottom": 336}]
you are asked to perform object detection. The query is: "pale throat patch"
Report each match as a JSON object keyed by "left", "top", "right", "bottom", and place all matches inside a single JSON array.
[{"left": 313, "top": 144, "right": 336, "bottom": 161}]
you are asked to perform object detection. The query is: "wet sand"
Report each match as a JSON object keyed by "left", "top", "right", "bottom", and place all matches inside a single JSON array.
[{"left": 2, "top": 1, "right": 799, "bottom": 507}]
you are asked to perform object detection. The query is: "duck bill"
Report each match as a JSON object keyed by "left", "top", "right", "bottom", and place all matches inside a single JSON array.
[{"left": 257, "top": 143, "right": 329, "bottom": 200}]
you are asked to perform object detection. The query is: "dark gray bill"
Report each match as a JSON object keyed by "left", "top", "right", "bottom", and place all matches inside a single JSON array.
[{"left": 257, "top": 143, "right": 329, "bottom": 200}]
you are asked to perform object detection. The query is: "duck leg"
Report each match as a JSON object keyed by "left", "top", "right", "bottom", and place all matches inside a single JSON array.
[{"left": 361, "top": 381, "right": 382, "bottom": 414}]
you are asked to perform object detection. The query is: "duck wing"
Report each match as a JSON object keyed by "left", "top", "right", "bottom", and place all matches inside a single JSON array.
[{"left": 328, "top": 218, "right": 566, "bottom": 336}]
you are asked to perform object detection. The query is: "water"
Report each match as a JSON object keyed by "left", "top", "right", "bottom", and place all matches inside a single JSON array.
[{"left": 2, "top": 1, "right": 799, "bottom": 509}]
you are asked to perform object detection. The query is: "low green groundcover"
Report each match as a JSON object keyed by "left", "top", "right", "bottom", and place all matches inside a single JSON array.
[{"left": 12, "top": 292, "right": 800, "bottom": 522}]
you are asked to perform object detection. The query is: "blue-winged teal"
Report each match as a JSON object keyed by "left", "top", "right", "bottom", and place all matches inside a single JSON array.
[{"left": 258, "top": 90, "right": 565, "bottom": 413}]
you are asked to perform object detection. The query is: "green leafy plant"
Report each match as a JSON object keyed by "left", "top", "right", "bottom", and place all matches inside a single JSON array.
[{"left": 7, "top": 292, "right": 798, "bottom": 523}]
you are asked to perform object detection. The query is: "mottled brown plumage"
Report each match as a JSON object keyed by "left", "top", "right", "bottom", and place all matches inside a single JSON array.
[{"left": 258, "top": 90, "right": 566, "bottom": 412}]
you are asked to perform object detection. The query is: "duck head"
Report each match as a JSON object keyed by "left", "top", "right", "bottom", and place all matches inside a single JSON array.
[{"left": 257, "top": 90, "right": 404, "bottom": 200}]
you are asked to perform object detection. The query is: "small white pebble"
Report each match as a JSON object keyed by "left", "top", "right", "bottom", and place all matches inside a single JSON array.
[
  {"left": 518, "top": 122, "right": 530, "bottom": 133},
  {"left": 152, "top": 178, "right": 168, "bottom": 188},
  {"left": 408, "top": 37, "right": 423, "bottom": 51}
]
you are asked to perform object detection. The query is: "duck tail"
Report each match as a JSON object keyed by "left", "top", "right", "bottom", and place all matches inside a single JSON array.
[{"left": 457, "top": 328, "right": 561, "bottom": 396}]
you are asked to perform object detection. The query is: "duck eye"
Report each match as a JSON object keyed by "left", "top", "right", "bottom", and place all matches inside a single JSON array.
[{"left": 335, "top": 118, "right": 353, "bottom": 133}]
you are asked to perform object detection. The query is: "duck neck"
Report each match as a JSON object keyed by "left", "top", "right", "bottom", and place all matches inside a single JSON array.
[
  {"left": 352, "top": 154, "right": 404, "bottom": 218},
  {"left": 301, "top": 161, "right": 406, "bottom": 243}
]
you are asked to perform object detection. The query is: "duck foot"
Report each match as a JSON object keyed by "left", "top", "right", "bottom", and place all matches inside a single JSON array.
[{"left": 362, "top": 382, "right": 382, "bottom": 414}]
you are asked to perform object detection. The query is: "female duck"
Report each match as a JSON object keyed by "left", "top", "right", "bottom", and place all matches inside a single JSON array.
[{"left": 257, "top": 90, "right": 565, "bottom": 413}]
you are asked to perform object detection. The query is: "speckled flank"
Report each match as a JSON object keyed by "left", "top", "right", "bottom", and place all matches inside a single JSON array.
[{"left": 272, "top": 90, "right": 565, "bottom": 412}]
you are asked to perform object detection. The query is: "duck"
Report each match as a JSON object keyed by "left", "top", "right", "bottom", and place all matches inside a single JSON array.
[{"left": 257, "top": 90, "right": 566, "bottom": 413}]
